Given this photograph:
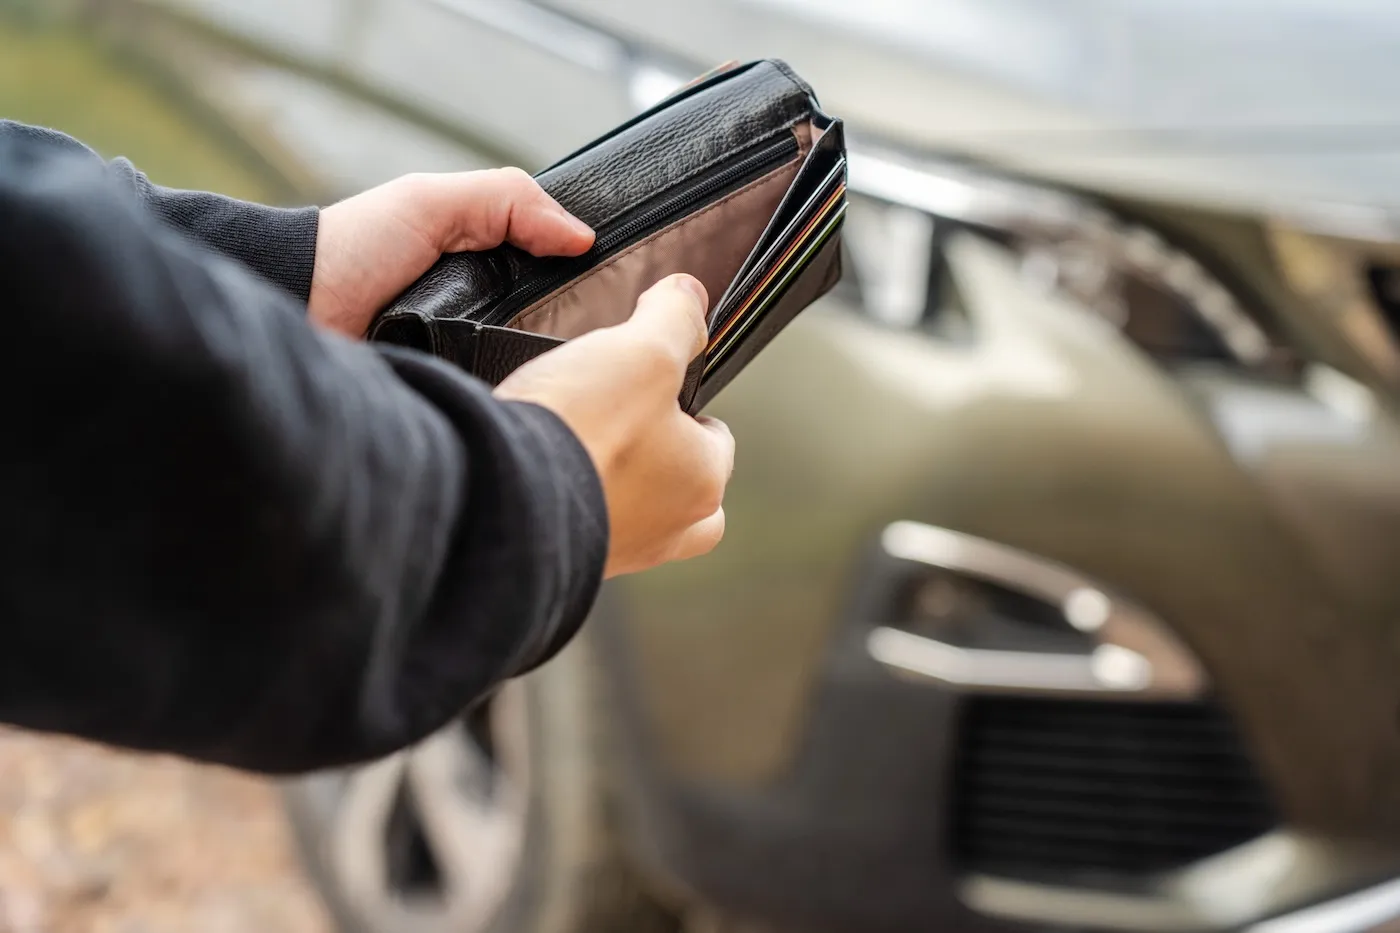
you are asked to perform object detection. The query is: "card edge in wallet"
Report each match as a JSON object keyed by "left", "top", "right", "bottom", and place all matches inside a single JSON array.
[
  {"left": 691, "top": 232, "right": 844, "bottom": 412},
  {"left": 707, "top": 153, "right": 847, "bottom": 345},
  {"left": 706, "top": 193, "right": 847, "bottom": 372},
  {"left": 709, "top": 119, "right": 845, "bottom": 322}
]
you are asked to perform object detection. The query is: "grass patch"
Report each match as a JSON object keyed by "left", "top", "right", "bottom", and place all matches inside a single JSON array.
[{"left": 0, "top": 10, "right": 278, "bottom": 200}]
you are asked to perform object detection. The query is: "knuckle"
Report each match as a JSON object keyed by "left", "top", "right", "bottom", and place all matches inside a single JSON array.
[
  {"left": 696, "top": 514, "right": 726, "bottom": 554},
  {"left": 391, "top": 171, "right": 434, "bottom": 203},
  {"left": 684, "top": 309, "right": 708, "bottom": 353},
  {"left": 640, "top": 320, "right": 700, "bottom": 369},
  {"left": 683, "top": 499, "right": 710, "bottom": 526},
  {"left": 688, "top": 476, "right": 725, "bottom": 523},
  {"left": 493, "top": 165, "right": 536, "bottom": 194},
  {"left": 632, "top": 333, "right": 684, "bottom": 374},
  {"left": 702, "top": 476, "right": 727, "bottom": 515}
]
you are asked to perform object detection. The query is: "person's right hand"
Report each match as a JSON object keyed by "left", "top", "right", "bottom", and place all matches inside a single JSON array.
[{"left": 493, "top": 274, "right": 734, "bottom": 578}]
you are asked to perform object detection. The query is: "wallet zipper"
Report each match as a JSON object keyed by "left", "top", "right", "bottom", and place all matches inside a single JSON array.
[{"left": 479, "top": 132, "right": 800, "bottom": 326}]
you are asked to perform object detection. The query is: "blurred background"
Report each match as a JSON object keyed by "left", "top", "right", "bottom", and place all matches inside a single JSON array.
[{"left": 10, "top": 1, "right": 1400, "bottom": 932}]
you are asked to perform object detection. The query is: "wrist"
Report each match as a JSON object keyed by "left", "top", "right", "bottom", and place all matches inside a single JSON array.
[{"left": 492, "top": 384, "right": 610, "bottom": 483}]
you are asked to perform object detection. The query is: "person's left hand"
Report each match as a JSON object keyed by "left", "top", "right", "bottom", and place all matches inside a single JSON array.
[{"left": 308, "top": 168, "right": 595, "bottom": 338}]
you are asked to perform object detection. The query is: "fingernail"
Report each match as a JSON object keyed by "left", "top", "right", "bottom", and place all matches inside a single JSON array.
[{"left": 672, "top": 274, "right": 708, "bottom": 308}]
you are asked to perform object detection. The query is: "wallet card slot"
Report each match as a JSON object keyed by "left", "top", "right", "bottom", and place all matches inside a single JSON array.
[
  {"left": 707, "top": 188, "right": 847, "bottom": 371},
  {"left": 708, "top": 154, "right": 847, "bottom": 344},
  {"left": 693, "top": 231, "right": 844, "bottom": 412},
  {"left": 709, "top": 120, "right": 846, "bottom": 324}
]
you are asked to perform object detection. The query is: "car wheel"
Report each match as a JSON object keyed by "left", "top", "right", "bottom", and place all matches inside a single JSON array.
[{"left": 282, "top": 642, "right": 674, "bottom": 933}]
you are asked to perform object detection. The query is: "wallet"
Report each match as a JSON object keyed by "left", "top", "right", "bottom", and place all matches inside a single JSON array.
[{"left": 367, "top": 58, "right": 847, "bottom": 414}]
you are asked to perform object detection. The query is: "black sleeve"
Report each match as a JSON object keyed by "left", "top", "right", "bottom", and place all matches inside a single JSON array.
[
  {"left": 0, "top": 120, "right": 319, "bottom": 303},
  {"left": 0, "top": 123, "right": 607, "bottom": 773}
]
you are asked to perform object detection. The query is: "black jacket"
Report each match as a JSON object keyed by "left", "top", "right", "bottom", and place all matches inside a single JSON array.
[{"left": 0, "top": 120, "right": 608, "bottom": 774}]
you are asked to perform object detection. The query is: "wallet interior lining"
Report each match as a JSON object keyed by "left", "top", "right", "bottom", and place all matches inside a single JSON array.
[{"left": 505, "top": 122, "right": 813, "bottom": 340}]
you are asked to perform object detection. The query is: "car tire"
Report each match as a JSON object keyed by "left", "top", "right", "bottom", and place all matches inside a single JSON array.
[{"left": 281, "top": 639, "right": 674, "bottom": 933}]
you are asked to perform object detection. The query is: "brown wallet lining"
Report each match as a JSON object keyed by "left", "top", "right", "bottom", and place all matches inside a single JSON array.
[{"left": 505, "top": 121, "right": 813, "bottom": 340}]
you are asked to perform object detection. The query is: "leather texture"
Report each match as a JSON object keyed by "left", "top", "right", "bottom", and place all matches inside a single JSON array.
[
  {"left": 462, "top": 323, "right": 562, "bottom": 386},
  {"left": 369, "top": 58, "right": 844, "bottom": 414},
  {"left": 402, "top": 319, "right": 563, "bottom": 385},
  {"left": 536, "top": 62, "right": 811, "bottom": 232}
]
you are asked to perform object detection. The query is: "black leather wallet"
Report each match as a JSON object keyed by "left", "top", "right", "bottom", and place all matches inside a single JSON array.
[{"left": 368, "top": 59, "right": 846, "bottom": 414}]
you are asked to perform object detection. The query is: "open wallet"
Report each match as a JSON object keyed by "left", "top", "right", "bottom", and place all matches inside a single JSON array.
[{"left": 367, "top": 58, "right": 847, "bottom": 414}]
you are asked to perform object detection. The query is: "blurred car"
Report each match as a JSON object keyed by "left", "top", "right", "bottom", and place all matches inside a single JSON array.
[{"left": 71, "top": 0, "right": 1400, "bottom": 931}]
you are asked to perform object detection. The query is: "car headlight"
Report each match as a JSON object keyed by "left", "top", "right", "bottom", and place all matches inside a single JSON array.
[
  {"left": 1264, "top": 220, "right": 1400, "bottom": 392},
  {"left": 841, "top": 140, "right": 1305, "bottom": 381}
]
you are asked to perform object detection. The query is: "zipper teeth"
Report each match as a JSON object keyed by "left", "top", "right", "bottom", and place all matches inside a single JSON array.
[
  {"left": 592, "top": 135, "right": 796, "bottom": 253},
  {"left": 482, "top": 134, "right": 799, "bottom": 325}
]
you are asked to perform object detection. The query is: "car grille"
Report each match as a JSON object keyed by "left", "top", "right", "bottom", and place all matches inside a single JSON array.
[{"left": 950, "top": 696, "right": 1277, "bottom": 880}]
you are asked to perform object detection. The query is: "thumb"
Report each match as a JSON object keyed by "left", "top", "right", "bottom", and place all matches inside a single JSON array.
[{"left": 624, "top": 274, "right": 710, "bottom": 368}]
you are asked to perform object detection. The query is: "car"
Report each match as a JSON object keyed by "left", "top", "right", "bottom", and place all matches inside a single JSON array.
[{"left": 94, "top": 1, "right": 1400, "bottom": 931}]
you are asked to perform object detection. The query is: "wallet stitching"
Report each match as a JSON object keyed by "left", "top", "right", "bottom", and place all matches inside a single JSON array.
[{"left": 508, "top": 161, "right": 802, "bottom": 333}]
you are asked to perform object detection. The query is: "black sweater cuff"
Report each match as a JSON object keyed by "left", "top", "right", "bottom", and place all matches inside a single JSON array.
[
  {"left": 110, "top": 158, "right": 319, "bottom": 303},
  {"left": 493, "top": 400, "right": 610, "bottom": 673},
  {"left": 0, "top": 124, "right": 320, "bottom": 303}
]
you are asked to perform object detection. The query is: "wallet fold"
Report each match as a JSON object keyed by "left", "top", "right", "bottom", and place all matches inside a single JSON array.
[{"left": 368, "top": 59, "right": 846, "bottom": 414}]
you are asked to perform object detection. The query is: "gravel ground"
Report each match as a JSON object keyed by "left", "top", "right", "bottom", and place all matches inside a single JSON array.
[{"left": 0, "top": 728, "right": 334, "bottom": 933}]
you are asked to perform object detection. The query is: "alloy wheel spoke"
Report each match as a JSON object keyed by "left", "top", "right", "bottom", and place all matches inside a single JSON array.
[{"left": 322, "top": 682, "right": 531, "bottom": 933}]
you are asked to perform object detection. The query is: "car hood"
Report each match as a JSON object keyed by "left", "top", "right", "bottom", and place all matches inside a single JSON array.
[{"left": 544, "top": 0, "right": 1400, "bottom": 220}]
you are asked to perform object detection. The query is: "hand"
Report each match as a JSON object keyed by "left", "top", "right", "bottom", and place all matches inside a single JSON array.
[
  {"left": 494, "top": 274, "right": 734, "bottom": 578},
  {"left": 308, "top": 168, "right": 594, "bottom": 338}
]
